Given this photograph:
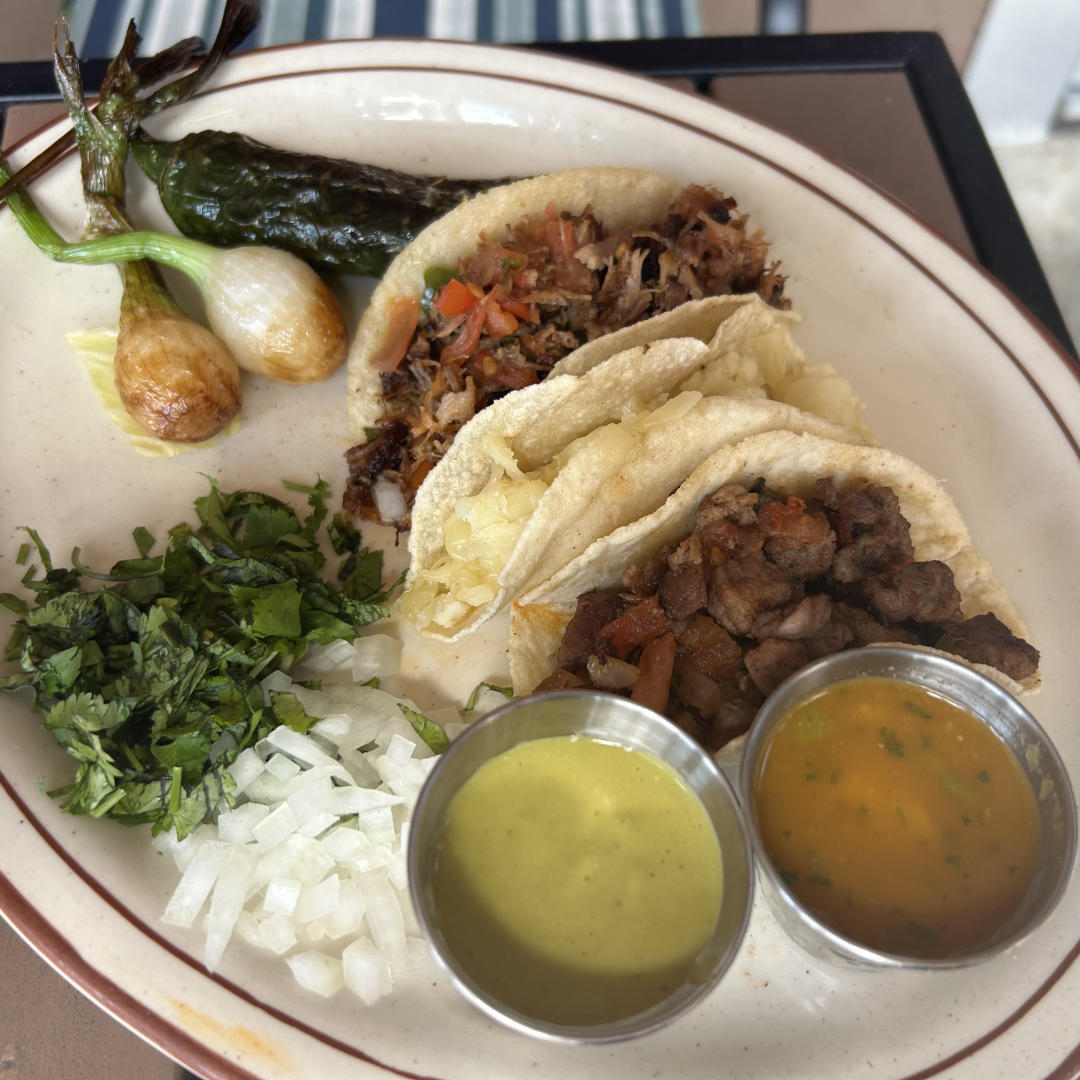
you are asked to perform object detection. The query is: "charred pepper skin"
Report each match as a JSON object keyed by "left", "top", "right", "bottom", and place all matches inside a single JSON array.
[{"left": 131, "top": 129, "right": 500, "bottom": 277}]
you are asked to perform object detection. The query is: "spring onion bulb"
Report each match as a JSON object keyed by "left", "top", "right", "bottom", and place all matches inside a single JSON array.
[
  {"left": 113, "top": 259, "right": 242, "bottom": 441},
  {"left": 17, "top": 225, "right": 349, "bottom": 385}
]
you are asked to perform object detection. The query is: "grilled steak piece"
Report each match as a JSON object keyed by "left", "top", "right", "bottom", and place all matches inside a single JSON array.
[
  {"left": 860, "top": 560, "right": 964, "bottom": 625},
  {"left": 821, "top": 481, "right": 915, "bottom": 583},
  {"left": 675, "top": 614, "right": 743, "bottom": 682},
  {"left": 758, "top": 497, "right": 837, "bottom": 580},
  {"left": 707, "top": 549, "right": 794, "bottom": 636},
  {"left": 744, "top": 638, "right": 809, "bottom": 696},
  {"left": 534, "top": 477, "right": 1037, "bottom": 752},
  {"left": 621, "top": 544, "right": 672, "bottom": 596},
  {"left": 557, "top": 591, "right": 626, "bottom": 667},
  {"left": 534, "top": 668, "right": 587, "bottom": 692},
  {"left": 936, "top": 613, "right": 1040, "bottom": 682},
  {"left": 659, "top": 563, "right": 708, "bottom": 619}
]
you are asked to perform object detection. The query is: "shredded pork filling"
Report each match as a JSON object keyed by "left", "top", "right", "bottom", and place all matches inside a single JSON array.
[
  {"left": 344, "top": 185, "right": 787, "bottom": 527},
  {"left": 532, "top": 477, "right": 1040, "bottom": 752}
]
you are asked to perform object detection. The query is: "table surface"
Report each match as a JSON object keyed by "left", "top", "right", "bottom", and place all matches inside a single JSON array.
[{"left": 0, "top": 31, "right": 1073, "bottom": 1080}]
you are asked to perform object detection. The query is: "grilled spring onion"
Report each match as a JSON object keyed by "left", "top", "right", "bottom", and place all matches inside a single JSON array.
[
  {"left": 0, "top": 5, "right": 260, "bottom": 441},
  {"left": 11, "top": 215, "right": 348, "bottom": 385},
  {"left": 131, "top": 128, "right": 504, "bottom": 277}
]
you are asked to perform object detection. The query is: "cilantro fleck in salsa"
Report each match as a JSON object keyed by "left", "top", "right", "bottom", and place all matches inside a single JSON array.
[{"left": 751, "top": 677, "right": 1040, "bottom": 957}]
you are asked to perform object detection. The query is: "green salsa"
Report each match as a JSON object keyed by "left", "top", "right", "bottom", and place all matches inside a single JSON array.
[{"left": 431, "top": 734, "right": 724, "bottom": 1025}]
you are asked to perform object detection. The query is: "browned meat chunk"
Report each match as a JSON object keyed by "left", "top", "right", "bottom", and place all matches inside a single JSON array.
[
  {"left": 757, "top": 496, "right": 836, "bottom": 580},
  {"left": 708, "top": 681, "right": 764, "bottom": 749},
  {"left": 823, "top": 482, "right": 915, "bottom": 583},
  {"left": 744, "top": 638, "right": 809, "bottom": 696},
  {"left": 658, "top": 563, "right": 708, "bottom": 619},
  {"left": 829, "top": 601, "right": 918, "bottom": 646},
  {"left": 802, "top": 617, "right": 855, "bottom": 659},
  {"left": 860, "top": 560, "right": 963, "bottom": 625},
  {"left": 936, "top": 613, "right": 1040, "bottom": 682},
  {"left": 342, "top": 420, "right": 411, "bottom": 523},
  {"left": 696, "top": 484, "right": 762, "bottom": 556},
  {"left": 707, "top": 550, "right": 793, "bottom": 636},
  {"left": 675, "top": 614, "right": 743, "bottom": 682},
  {"left": 752, "top": 593, "right": 833, "bottom": 640},
  {"left": 621, "top": 544, "right": 672, "bottom": 596},
  {"left": 534, "top": 668, "right": 587, "bottom": 692},
  {"left": 696, "top": 484, "right": 759, "bottom": 530},
  {"left": 557, "top": 591, "right": 626, "bottom": 666}
]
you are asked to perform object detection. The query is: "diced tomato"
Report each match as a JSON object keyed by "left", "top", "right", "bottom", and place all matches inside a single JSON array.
[
  {"left": 500, "top": 298, "right": 537, "bottom": 322},
  {"left": 434, "top": 277, "right": 478, "bottom": 317},
  {"left": 484, "top": 303, "right": 520, "bottom": 337},
  {"left": 602, "top": 595, "right": 668, "bottom": 659},
  {"left": 369, "top": 297, "right": 419, "bottom": 372},
  {"left": 440, "top": 295, "right": 489, "bottom": 364},
  {"left": 631, "top": 633, "right": 677, "bottom": 714}
]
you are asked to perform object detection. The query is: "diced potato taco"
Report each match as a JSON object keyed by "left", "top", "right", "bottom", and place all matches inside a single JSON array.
[
  {"left": 398, "top": 300, "right": 868, "bottom": 642},
  {"left": 508, "top": 429, "right": 1039, "bottom": 760}
]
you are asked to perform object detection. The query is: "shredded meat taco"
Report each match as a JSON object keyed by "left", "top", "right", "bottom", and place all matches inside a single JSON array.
[
  {"left": 343, "top": 168, "right": 789, "bottom": 528},
  {"left": 508, "top": 430, "right": 1040, "bottom": 756}
]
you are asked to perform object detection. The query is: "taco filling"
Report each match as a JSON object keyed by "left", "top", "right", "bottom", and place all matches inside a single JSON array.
[
  {"left": 344, "top": 185, "right": 787, "bottom": 528},
  {"left": 531, "top": 476, "right": 1039, "bottom": 752}
]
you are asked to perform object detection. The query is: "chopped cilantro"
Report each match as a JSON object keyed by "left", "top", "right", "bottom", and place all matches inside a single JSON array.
[
  {"left": 977, "top": 770, "right": 991, "bottom": 783},
  {"left": 398, "top": 703, "right": 449, "bottom": 754},
  {"left": 0, "top": 478, "right": 390, "bottom": 837},
  {"left": 463, "top": 681, "right": 513, "bottom": 712},
  {"left": 904, "top": 700, "right": 932, "bottom": 720},
  {"left": 945, "top": 853, "right": 962, "bottom": 868},
  {"left": 796, "top": 709, "right": 831, "bottom": 739},
  {"left": 879, "top": 727, "right": 905, "bottom": 757}
]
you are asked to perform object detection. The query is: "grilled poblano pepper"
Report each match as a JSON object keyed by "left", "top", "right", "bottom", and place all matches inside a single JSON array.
[{"left": 131, "top": 129, "right": 502, "bottom": 277}]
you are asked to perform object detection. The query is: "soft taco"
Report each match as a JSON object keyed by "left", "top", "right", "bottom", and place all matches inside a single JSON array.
[
  {"left": 397, "top": 299, "right": 869, "bottom": 643},
  {"left": 342, "top": 167, "right": 792, "bottom": 526},
  {"left": 508, "top": 429, "right": 1040, "bottom": 757}
]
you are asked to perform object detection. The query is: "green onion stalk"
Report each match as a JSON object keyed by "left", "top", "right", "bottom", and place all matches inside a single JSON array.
[
  {"left": 2, "top": 5, "right": 346, "bottom": 444},
  {"left": 49, "top": 16, "right": 348, "bottom": 387}
]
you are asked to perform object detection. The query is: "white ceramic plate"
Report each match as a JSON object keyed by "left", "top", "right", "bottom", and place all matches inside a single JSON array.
[{"left": 1, "top": 38, "right": 1079, "bottom": 1080}]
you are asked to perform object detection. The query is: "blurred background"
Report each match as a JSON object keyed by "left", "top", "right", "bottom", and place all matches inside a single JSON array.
[
  {"left": 1, "top": 1, "right": 1078, "bottom": 1077},
  {"left": 1, "top": 0, "right": 1077, "bottom": 348}
]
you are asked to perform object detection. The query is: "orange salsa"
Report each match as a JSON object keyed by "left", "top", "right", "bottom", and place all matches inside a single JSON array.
[{"left": 752, "top": 677, "right": 1040, "bottom": 957}]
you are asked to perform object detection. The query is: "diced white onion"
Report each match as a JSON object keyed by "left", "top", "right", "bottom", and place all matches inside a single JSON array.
[
  {"left": 342, "top": 936, "right": 392, "bottom": 1005},
  {"left": 285, "top": 949, "right": 345, "bottom": 997},
  {"left": 263, "top": 878, "right": 302, "bottom": 916},
  {"left": 372, "top": 476, "right": 408, "bottom": 523},
  {"left": 162, "top": 840, "right": 231, "bottom": 928},
  {"left": 156, "top": 654, "right": 477, "bottom": 1004}
]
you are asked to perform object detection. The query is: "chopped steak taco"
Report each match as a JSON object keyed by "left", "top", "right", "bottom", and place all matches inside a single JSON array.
[
  {"left": 343, "top": 167, "right": 790, "bottom": 527},
  {"left": 508, "top": 429, "right": 1039, "bottom": 756},
  {"left": 398, "top": 300, "right": 868, "bottom": 643}
]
